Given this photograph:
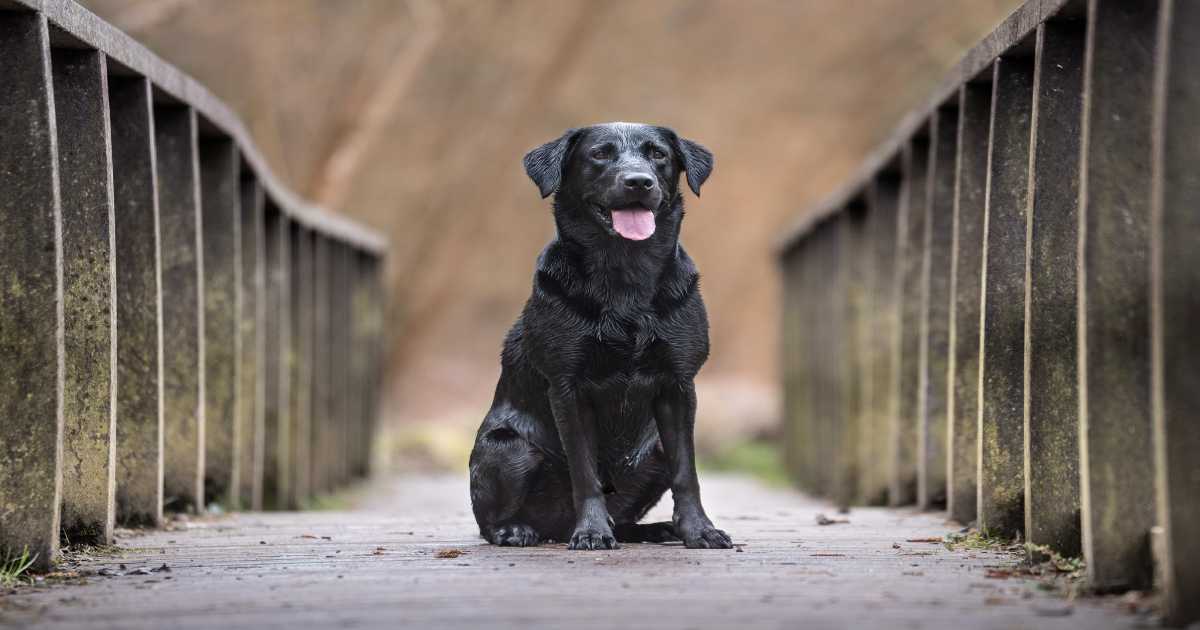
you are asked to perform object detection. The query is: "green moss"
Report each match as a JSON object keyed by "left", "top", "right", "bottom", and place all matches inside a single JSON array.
[{"left": 700, "top": 440, "right": 790, "bottom": 487}]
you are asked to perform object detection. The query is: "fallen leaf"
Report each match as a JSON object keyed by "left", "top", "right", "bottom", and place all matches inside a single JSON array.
[
  {"left": 815, "top": 514, "right": 849, "bottom": 526},
  {"left": 905, "top": 538, "right": 943, "bottom": 543},
  {"left": 298, "top": 534, "right": 319, "bottom": 540},
  {"left": 435, "top": 548, "right": 465, "bottom": 559},
  {"left": 985, "top": 569, "right": 1013, "bottom": 579}
]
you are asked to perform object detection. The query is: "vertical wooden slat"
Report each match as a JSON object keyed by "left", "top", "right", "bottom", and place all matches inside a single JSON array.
[
  {"left": 893, "top": 135, "right": 929, "bottom": 506},
  {"left": 110, "top": 76, "right": 163, "bottom": 528},
  {"left": 780, "top": 244, "right": 806, "bottom": 489},
  {"left": 1150, "top": 1, "right": 1199, "bottom": 623},
  {"left": 1024, "top": 18, "right": 1085, "bottom": 556},
  {"left": 155, "top": 104, "right": 205, "bottom": 513},
  {"left": 919, "top": 107, "right": 957, "bottom": 510},
  {"left": 199, "top": 137, "right": 240, "bottom": 507},
  {"left": 236, "top": 175, "right": 264, "bottom": 510},
  {"left": 0, "top": 11, "right": 64, "bottom": 572},
  {"left": 948, "top": 81, "right": 991, "bottom": 525},
  {"left": 53, "top": 48, "right": 117, "bottom": 545},
  {"left": 829, "top": 212, "right": 855, "bottom": 509},
  {"left": 978, "top": 53, "right": 1034, "bottom": 539},
  {"left": 1078, "top": 0, "right": 1160, "bottom": 591}
]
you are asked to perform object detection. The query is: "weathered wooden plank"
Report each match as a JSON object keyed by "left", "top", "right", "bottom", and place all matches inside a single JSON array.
[
  {"left": 978, "top": 53, "right": 1034, "bottom": 539},
  {"left": 155, "top": 105, "right": 205, "bottom": 513},
  {"left": 1151, "top": 0, "right": 1200, "bottom": 624},
  {"left": 947, "top": 80, "right": 991, "bottom": 526},
  {"left": 236, "top": 175, "right": 265, "bottom": 511},
  {"left": 109, "top": 75, "right": 163, "bottom": 528},
  {"left": 918, "top": 106, "right": 956, "bottom": 510},
  {"left": 0, "top": 11, "right": 64, "bottom": 572},
  {"left": 892, "top": 135, "right": 929, "bottom": 507},
  {"left": 1078, "top": 0, "right": 1159, "bottom": 592},
  {"left": 199, "top": 137, "right": 240, "bottom": 508},
  {"left": 53, "top": 47, "right": 116, "bottom": 546},
  {"left": 1024, "top": 17, "right": 1085, "bottom": 556}
]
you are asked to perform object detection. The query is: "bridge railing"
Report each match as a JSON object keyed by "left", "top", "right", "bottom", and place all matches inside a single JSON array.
[
  {"left": 0, "top": 0, "right": 387, "bottom": 571},
  {"left": 778, "top": 0, "right": 1197, "bottom": 624}
]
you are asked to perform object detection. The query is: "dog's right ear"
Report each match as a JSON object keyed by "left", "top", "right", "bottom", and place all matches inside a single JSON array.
[{"left": 523, "top": 128, "right": 581, "bottom": 198}]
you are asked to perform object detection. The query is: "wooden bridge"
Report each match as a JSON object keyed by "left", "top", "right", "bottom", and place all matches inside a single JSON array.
[{"left": 1, "top": 0, "right": 1196, "bottom": 628}]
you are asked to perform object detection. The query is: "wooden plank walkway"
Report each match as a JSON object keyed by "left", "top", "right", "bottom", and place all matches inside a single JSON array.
[{"left": 0, "top": 474, "right": 1142, "bottom": 629}]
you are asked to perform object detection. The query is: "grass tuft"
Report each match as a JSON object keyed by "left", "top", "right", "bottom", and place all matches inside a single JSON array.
[{"left": 0, "top": 547, "right": 37, "bottom": 588}]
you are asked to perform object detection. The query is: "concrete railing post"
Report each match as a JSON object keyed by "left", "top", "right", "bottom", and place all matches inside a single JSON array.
[
  {"left": 919, "top": 107, "right": 957, "bottom": 510},
  {"left": 155, "top": 105, "right": 205, "bottom": 513},
  {"left": 236, "top": 176, "right": 265, "bottom": 510},
  {"left": 110, "top": 76, "right": 163, "bottom": 528},
  {"left": 53, "top": 48, "right": 117, "bottom": 546},
  {"left": 262, "top": 207, "right": 291, "bottom": 508},
  {"left": 200, "top": 137, "right": 240, "bottom": 508},
  {"left": 288, "top": 225, "right": 314, "bottom": 506},
  {"left": 1024, "top": 16, "right": 1086, "bottom": 556},
  {"left": 0, "top": 11, "right": 65, "bottom": 572},
  {"left": 1151, "top": 3, "right": 1200, "bottom": 624},
  {"left": 1078, "top": 0, "right": 1159, "bottom": 592},
  {"left": 893, "top": 136, "right": 930, "bottom": 507},
  {"left": 947, "top": 81, "right": 991, "bottom": 526},
  {"left": 978, "top": 51, "right": 1035, "bottom": 539},
  {"left": 862, "top": 174, "right": 901, "bottom": 506}
]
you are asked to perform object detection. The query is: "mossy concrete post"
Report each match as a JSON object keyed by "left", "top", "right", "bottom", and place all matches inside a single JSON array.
[
  {"left": 847, "top": 198, "right": 877, "bottom": 506},
  {"left": 862, "top": 174, "right": 901, "bottom": 506},
  {"left": 199, "top": 138, "right": 240, "bottom": 508},
  {"left": 309, "top": 237, "right": 332, "bottom": 495},
  {"left": 779, "top": 243, "right": 805, "bottom": 488},
  {"left": 828, "top": 212, "right": 856, "bottom": 509},
  {"left": 800, "top": 235, "right": 822, "bottom": 494},
  {"left": 351, "top": 251, "right": 372, "bottom": 479},
  {"left": 1024, "top": 18, "right": 1085, "bottom": 556},
  {"left": 53, "top": 49, "right": 117, "bottom": 545},
  {"left": 110, "top": 76, "right": 162, "bottom": 528},
  {"left": 288, "top": 225, "right": 313, "bottom": 505},
  {"left": 947, "top": 81, "right": 991, "bottom": 525},
  {"left": 806, "top": 226, "right": 832, "bottom": 497},
  {"left": 0, "top": 11, "right": 64, "bottom": 572},
  {"left": 155, "top": 105, "right": 205, "bottom": 513},
  {"left": 333, "top": 243, "right": 352, "bottom": 487},
  {"left": 262, "top": 206, "right": 291, "bottom": 507},
  {"left": 892, "top": 135, "right": 929, "bottom": 507},
  {"left": 236, "top": 177, "right": 264, "bottom": 510},
  {"left": 363, "top": 254, "right": 385, "bottom": 475},
  {"left": 919, "top": 107, "right": 956, "bottom": 510},
  {"left": 1152, "top": 2, "right": 1200, "bottom": 623},
  {"left": 978, "top": 54, "right": 1034, "bottom": 539},
  {"left": 1078, "top": 0, "right": 1159, "bottom": 592}
]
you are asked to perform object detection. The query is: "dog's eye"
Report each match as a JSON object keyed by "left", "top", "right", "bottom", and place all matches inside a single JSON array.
[
  {"left": 651, "top": 148, "right": 667, "bottom": 160},
  {"left": 590, "top": 148, "right": 610, "bottom": 160}
]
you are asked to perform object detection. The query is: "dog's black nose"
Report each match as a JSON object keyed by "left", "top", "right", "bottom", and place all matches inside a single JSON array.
[{"left": 621, "top": 173, "right": 655, "bottom": 190}]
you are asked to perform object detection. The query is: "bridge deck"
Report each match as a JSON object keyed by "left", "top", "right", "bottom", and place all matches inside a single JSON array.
[{"left": 1, "top": 474, "right": 1137, "bottom": 629}]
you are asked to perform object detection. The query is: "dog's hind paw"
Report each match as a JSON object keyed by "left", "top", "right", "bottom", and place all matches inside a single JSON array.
[
  {"left": 567, "top": 528, "right": 619, "bottom": 550},
  {"left": 492, "top": 524, "right": 540, "bottom": 547}
]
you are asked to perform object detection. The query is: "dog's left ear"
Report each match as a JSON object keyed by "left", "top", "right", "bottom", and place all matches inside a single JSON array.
[
  {"left": 523, "top": 128, "right": 581, "bottom": 198},
  {"left": 661, "top": 129, "right": 714, "bottom": 196}
]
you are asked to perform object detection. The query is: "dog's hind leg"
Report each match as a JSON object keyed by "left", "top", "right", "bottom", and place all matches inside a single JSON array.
[
  {"left": 469, "top": 424, "right": 545, "bottom": 546},
  {"left": 613, "top": 522, "right": 679, "bottom": 543}
]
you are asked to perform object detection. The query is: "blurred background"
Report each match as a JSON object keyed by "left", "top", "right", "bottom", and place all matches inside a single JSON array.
[{"left": 82, "top": 0, "right": 1022, "bottom": 479}]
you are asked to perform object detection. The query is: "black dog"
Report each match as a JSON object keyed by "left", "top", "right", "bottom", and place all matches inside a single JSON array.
[{"left": 468, "top": 122, "right": 731, "bottom": 551}]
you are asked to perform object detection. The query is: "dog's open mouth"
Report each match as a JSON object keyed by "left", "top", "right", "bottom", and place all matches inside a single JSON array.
[{"left": 609, "top": 206, "right": 655, "bottom": 241}]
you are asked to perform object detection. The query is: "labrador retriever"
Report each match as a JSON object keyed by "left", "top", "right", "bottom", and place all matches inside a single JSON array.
[{"left": 468, "top": 122, "right": 731, "bottom": 550}]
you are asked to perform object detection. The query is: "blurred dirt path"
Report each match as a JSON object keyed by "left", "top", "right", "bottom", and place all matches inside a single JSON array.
[{"left": 1, "top": 474, "right": 1137, "bottom": 629}]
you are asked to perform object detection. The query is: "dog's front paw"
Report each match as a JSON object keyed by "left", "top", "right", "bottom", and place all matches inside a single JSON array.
[
  {"left": 568, "top": 527, "right": 618, "bottom": 550},
  {"left": 677, "top": 520, "right": 733, "bottom": 549},
  {"left": 492, "top": 523, "right": 540, "bottom": 547}
]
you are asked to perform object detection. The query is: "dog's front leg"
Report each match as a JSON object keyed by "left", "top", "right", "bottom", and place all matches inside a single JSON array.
[
  {"left": 549, "top": 384, "right": 617, "bottom": 550},
  {"left": 655, "top": 381, "right": 732, "bottom": 549}
]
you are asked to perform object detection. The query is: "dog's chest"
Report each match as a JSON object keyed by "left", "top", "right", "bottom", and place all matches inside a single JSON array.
[{"left": 579, "top": 308, "right": 671, "bottom": 380}]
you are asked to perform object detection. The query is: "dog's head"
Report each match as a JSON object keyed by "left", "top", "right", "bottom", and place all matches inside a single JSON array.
[{"left": 523, "top": 122, "right": 712, "bottom": 243}]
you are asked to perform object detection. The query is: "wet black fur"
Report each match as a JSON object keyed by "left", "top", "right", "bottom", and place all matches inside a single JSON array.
[{"left": 468, "top": 123, "right": 732, "bottom": 550}]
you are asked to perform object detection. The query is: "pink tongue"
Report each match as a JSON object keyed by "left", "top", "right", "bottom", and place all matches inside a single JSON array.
[{"left": 611, "top": 209, "right": 656, "bottom": 240}]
